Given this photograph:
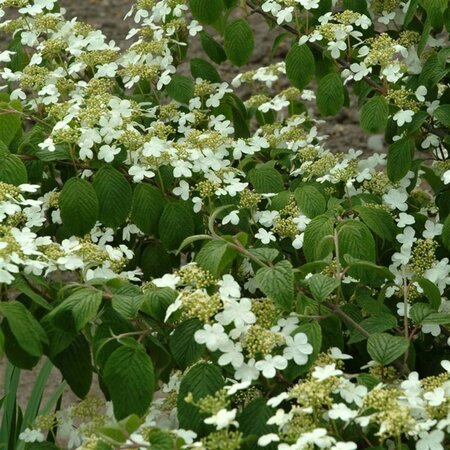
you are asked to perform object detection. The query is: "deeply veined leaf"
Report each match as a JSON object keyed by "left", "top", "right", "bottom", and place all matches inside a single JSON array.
[
  {"left": 0, "top": 100, "right": 21, "bottom": 146},
  {"left": 0, "top": 151, "right": 27, "bottom": 185},
  {"left": 248, "top": 164, "right": 284, "bottom": 193},
  {"left": 196, "top": 240, "right": 237, "bottom": 277},
  {"left": 360, "top": 96, "right": 389, "bottom": 134},
  {"left": 309, "top": 274, "right": 339, "bottom": 302},
  {"left": 51, "top": 335, "right": 92, "bottom": 399},
  {"left": 348, "top": 313, "right": 397, "bottom": 344},
  {"left": 59, "top": 178, "right": 99, "bottom": 236},
  {"left": 434, "top": 104, "right": 450, "bottom": 127},
  {"left": 130, "top": 184, "right": 165, "bottom": 235},
  {"left": 442, "top": 213, "right": 450, "bottom": 251},
  {"left": 0, "top": 301, "right": 48, "bottom": 357},
  {"left": 159, "top": 201, "right": 195, "bottom": 251},
  {"left": 367, "top": 333, "right": 409, "bottom": 365},
  {"left": 177, "top": 363, "right": 224, "bottom": 435},
  {"left": 414, "top": 277, "right": 442, "bottom": 310},
  {"left": 255, "top": 260, "right": 294, "bottom": 310},
  {"left": 316, "top": 73, "right": 345, "bottom": 116},
  {"left": 48, "top": 288, "right": 103, "bottom": 333},
  {"left": 224, "top": 19, "right": 254, "bottom": 67},
  {"left": 169, "top": 319, "right": 205, "bottom": 369},
  {"left": 387, "top": 138, "right": 414, "bottom": 182},
  {"left": 189, "top": 0, "right": 223, "bottom": 24},
  {"left": 238, "top": 398, "right": 276, "bottom": 441},
  {"left": 190, "top": 58, "right": 221, "bottom": 83},
  {"left": 199, "top": 31, "right": 226, "bottom": 64},
  {"left": 103, "top": 341, "right": 155, "bottom": 419},
  {"left": 141, "top": 287, "right": 178, "bottom": 322},
  {"left": 353, "top": 205, "right": 397, "bottom": 242},
  {"left": 93, "top": 166, "right": 132, "bottom": 229},
  {"left": 166, "top": 74, "right": 195, "bottom": 104},
  {"left": 337, "top": 220, "right": 376, "bottom": 264},
  {"left": 303, "top": 215, "right": 334, "bottom": 262},
  {"left": 285, "top": 43, "right": 315, "bottom": 89},
  {"left": 295, "top": 185, "right": 327, "bottom": 218}
]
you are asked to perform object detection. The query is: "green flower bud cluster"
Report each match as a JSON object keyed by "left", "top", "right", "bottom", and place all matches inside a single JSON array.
[
  {"left": 181, "top": 290, "right": 221, "bottom": 322},
  {"left": 201, "top": 430, "right": 242, "bottom": 450},
  {"left": 239, "top": 190, "right": 261, "bottom": 209},
  {"left": 243, "top": 325, "right": 284, "bottom": 358},
  {"left": 386, "top": 87, "right": 419, "bottom": 111},
  {"left": 370, "top": 0, "right": 402, "bottom": 14},
  {"left": 178, "top": 263, "right": 216, "bottom": 288},
  {"left": 290, "top": 376, "right": 338, "bottom": 411},
  {"left": 252, "top": 298, "right": 279, "bottom": 328},
  {"left": 362, "top": 172, "right": 392, "bottom": 196},
  {"left": 197, "top": 389, "right": 229, "bottom": 415},
  {"left": 409, "top": 239, "right": 437, "bottom": 276}
]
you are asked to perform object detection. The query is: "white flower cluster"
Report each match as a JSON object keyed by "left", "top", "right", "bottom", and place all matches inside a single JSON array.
[
  {"left": 256, "top": 360, "right": 450, "bottom": 450},
  {"left": 0, "top": 183, "right": 136, "bottom": 284}
]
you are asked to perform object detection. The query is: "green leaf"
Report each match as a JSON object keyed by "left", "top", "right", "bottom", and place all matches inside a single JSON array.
[
  {"left": 190, "top": 58, "right": 221, "bottom": 83},
  {"left": 141, "top": 242, "right": 175, "bottom": 278},
  {"left": 348, "top": 313, "right": 397, "bottom": 344},
  {"left": 196, "top": 240, "right": 237, "bottom": 277},
  {"left": 316, "top": 73, "right": 345, "bottom": 116},
  {"left": 367, "top": 333, "right": 409, "bottom": 365},
  {"left": 442, "top": 213, "right": 450, "bottom": 251},
  {"left": 169, "top": 319, "right": 205, "bottom": 369},
  {"left": 422, "top": 312, "right": 450, "bottom": 325},
  {"left": 248, "top": 164, "right": 284, "bottom": 193},
  {"left": 238, "top": 398, "right": 276, "bottom": 440},
  {"left": 0, "top": 101, "right": 21, "bottom": 146},
  {"left": 199, "top": 31, "right": 226, "bottom": 64},
  {"left": 255, "top": 260, "right": 294, "bottom": 310},
  {"left": 224, "top": 19, "right": 254, "bottom": 67},
  {"left": 344, "top": 256, "right": 395, "bottom": 282},
  {"left": 51, "top": 335, "right": 92, "bottom": 399},
  {"left": 294, "top": 185, "right": 327, "bottom": 218},
  {"left": 177, "top": 363, "right": 224, "bottom": 435},
  {"left": 308, "top": 274, "right": 339, "bottom": 302},
  {"left": 103, "top": 341, "right": 155, "bottom": 420},
  {"left": 147, "top": 430, "right": 174, "bottom": 450},
  {"left": 285, "top": 44, "right": 315, "bottom": 89},
  {"left": 337, "top": 220, "right": 376, "bottom": 264},
  {"left": 159, "top": 201, "right": 195, "bottom": 251},
  {"left": 93, "top": 166, "right": 132, "bottom": 229},
  {"left": 166, "top": 74, "right": 195, "bottom": 104},
  {"left": 141, "top": 287, "right": 178, "bottom": 322},
  {"left": 415, "top": 276, "right": 441, "bottom": 310},
  {"left": 421, "top": 0, "right": 447, "bottom": 27},
  {"left": 111, "top": 286, "right": 144, "bottom": 320},
  {"left": 434, "top": 104, "right": 450, "bottom": 127},
  {"left": 387, "top": 138, "right": 414, "bottom": 183},
  {"left": 0, "top": 301, "right": 48, "bottom": 357},
  {"left": 360, "top": 96, "right": 389, "bottom": 134},
  {"left": 353, "top": 205, "right": 397, "bottom": 242},
  {"left": 410, "top": 302, "right": 434, "bottom": 324},
  {"left": 0, "top": 152, "right": 27, "bottom": 185},
  {"left": 59, "top": 178, "right": 99, "bottom": 236},
  {"left": 303, "top": 214, "right": 334, "bottom": 262},
  {"left": 130, "top": 184, "right": 165, "bottom": 235},
  {"left": 189, "top": 0, "right": 223, "bottom": 24},
  {"left": 404, "top": 0, "right": 419, "bottom": 25},
  {"left": 48, "top": 288, "right": 103, "bottom": 333}
]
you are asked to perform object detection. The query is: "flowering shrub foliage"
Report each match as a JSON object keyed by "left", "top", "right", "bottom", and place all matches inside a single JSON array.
[{"left": 0, "top": 0, "right": 450, "bottom": 448}]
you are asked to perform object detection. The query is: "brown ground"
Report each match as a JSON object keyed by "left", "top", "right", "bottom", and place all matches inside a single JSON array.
[{"left": 0, "top": 0, "right": 377, "bottom": 420}]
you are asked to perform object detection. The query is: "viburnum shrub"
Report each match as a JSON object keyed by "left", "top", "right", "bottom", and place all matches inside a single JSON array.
[{"left": 0, "top": 0, "right": 450, "bottom": 448}]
